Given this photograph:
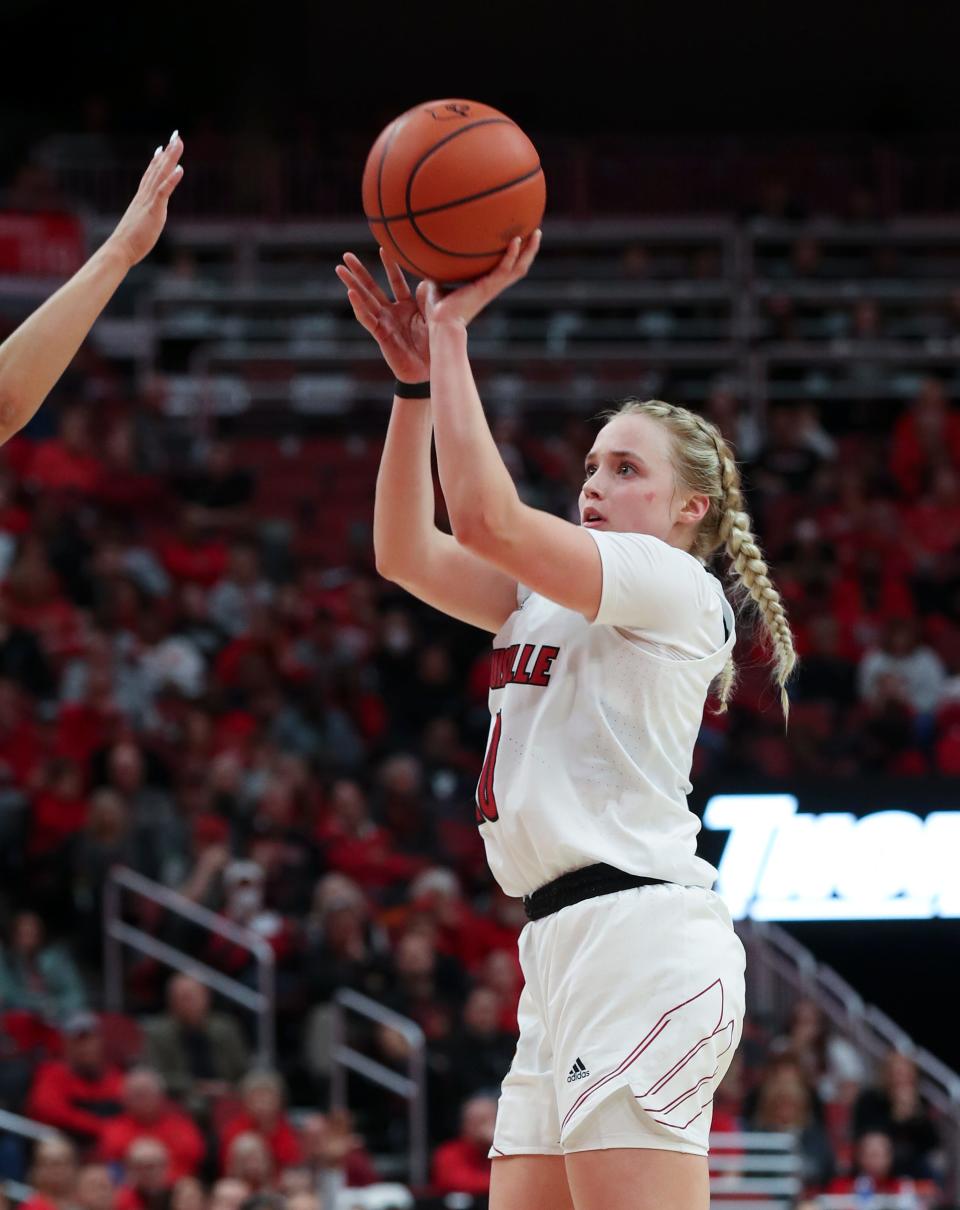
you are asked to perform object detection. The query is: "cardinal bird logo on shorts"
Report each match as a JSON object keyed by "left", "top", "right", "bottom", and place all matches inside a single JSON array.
[{"left": 426, "top": 103, "right": 472, "bottom": 120}]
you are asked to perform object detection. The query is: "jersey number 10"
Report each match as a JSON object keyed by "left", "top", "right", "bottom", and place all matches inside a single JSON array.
[{"left": 476, "top": 710, "right": 502, "bottom": 824}]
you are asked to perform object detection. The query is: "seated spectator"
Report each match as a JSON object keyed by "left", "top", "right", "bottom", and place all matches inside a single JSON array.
[
  {"left": 318, "top": 779, "right": 423, "bottom": 893},
  {"left": 204, "top": 861, "right": 299, "bottom": 979},
  {"left": 169, "top": 1178, "right": 205, "bottom": 1210},
  {"left": 28, "top": 760, "right": 90, "bottom": 870},
  {"left": 208, "top": 542, "right": 274, "bottom": 639},
  {"left": 854, "top": 1051, "right": 942, "bottom": 1179},
  {"left": 768, "top": 998, "right": 864, "bottom": 1104},
  {"left": 115, "top": 1138, "right": 172, "bottom": 1210},
  {"left": 223, "top": 1134, "right": 274, "bottom": 1195},
  {"left": 0, "top": 594, "right": 55, "bottom": 697},
  {"left": 302, "top": 874, "right": 390, "bottom": 1004},
  {"left": 207, "top": 1182, "right": 249, "bottom": 1210},
  {"left": 20, "top": 1136, "right": 78, "bottom": 1210},
  {"left": 299, "top": 1111, "right": 378, "bottom": 1191},
  {"left": 143, "top": 974, "right": 249, "bottom": 1117},
  {"left": 902, "top": 463, "right": 960, "bottom": 570},
  {"left": 890, "top": 377, "right": 960, "bottom": 500},
  {"left": 98, "top": 1069, "right": 204, "bottom": 1181},
  {"left": 859, "top": 618, "right": 947, "bottom": 723},
  {"left": 383, "top": 929, "right": 465, "bottom": 1041},
  {"left": 828, "top": 1130, "right": 939, "bottom": 1204},
  {"left": 0, "top": 910, "right": 86, "bottom": 1022},
  {"left": 748, "top": 404, "right": 829, "bottom": 505},
  {"left": 284, "top": 1196, "right": 320, "bottom": 1210},
  {"left": 431, "top": 1094, "right": 497, "bottom": 1197},
  {"left": 173, "top": 440, "right": 255, "bottom": 533},
  {"left": 750, "top": 1060, "right": 835, "bottom": 1191},
  {"left": 26, "top": 406, "right": 103, "bottom": 496},
  {"left": 27, "top": 1012, "right": 124, "bottom": 1148},
  {"left": 158, "top": 516, "right": 229, "bottom": 589},
  {"left": 75, "top": 1164, "right": 116, "bottom": 1210},
  {"left": 219, "top": 1072, "right": 301, "bottom": 1172},
  {"left": 435, "top": 987, "right": 516, "bottom": 1132}
]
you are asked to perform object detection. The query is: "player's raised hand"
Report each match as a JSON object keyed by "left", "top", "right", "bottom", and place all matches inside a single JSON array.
[
  {"left": 336, "top": 250, "right": 429, "bottom": 384},
  {"left": 107, "top": 132, "right": 184, "bottom": 269},
  {"left": 422, "top": 229, "right": 541, "bottom": 330}
]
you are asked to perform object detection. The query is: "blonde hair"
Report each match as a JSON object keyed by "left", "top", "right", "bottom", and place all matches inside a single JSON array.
[{"left": 601, "top": 399, "right": 797, "bottom": 721}]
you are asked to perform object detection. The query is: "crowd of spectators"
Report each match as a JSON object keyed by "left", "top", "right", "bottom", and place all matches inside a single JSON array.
[{"left": 0, "top": 282, "right": 958, "bottom": 1207}]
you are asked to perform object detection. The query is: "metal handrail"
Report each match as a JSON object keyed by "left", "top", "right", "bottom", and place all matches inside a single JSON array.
[
  {"left": 0, "top": 1108, "right": 59, "bottom": 1143},
  {"left": 329, "top": 988, "right": 427, "bottom": 1187},
  {"left": 103, "top": 865, "right": 275, "bottom": 1067},
  {"left": 0, "top": 1109, "right": 59, "bottom": 1205},
  {"left": 740, "top": 919, "right": 960, "bottom": 1196}
]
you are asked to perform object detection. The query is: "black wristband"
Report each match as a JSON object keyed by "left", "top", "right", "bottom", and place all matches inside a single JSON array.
[{"left": 393, "top": 379, "right": 431, "bottom": 399}]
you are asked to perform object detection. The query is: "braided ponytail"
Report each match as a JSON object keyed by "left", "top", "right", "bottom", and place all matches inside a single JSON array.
[{"left": 601, "top": 400, "right": 797, "bottom": 722}]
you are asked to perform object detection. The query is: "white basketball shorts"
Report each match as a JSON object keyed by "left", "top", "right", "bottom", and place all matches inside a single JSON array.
[{"left": 489, "top": 881, "right": 745, "bottom": 1158}]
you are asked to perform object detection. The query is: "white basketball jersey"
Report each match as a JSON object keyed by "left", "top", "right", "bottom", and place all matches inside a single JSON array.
[{"left": 476, "top": 530, "right": 736, "bottom": 898}]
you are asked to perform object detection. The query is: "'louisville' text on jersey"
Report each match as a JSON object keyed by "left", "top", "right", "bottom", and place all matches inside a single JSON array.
[{"left": 489, "top": 643, "right": 561, "bottom": 690}]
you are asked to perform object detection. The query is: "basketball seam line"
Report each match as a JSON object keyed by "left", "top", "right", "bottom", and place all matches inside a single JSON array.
[
  {"left": 376, "top": 113, "right": 433, "bottom": 279},
  {"left": 366, "top": 163, "right": 543, "bottom": 225}
]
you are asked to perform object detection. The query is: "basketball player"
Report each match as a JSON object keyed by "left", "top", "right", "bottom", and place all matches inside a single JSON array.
[
  {"left": 0, "top": 133, "right": 183, "bottom": 447},
  {"left": 337, "top": 235, "right": 796, "bottom": 1210}
]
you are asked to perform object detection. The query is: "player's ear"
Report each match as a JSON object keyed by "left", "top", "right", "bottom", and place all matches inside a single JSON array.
[{"left": 678, "top": 493, "right": 710, "bottom": 525}]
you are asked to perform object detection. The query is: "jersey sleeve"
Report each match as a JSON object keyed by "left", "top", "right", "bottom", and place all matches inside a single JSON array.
[{"left": 585, "top": 529, "right": 724, "bottom": 646}]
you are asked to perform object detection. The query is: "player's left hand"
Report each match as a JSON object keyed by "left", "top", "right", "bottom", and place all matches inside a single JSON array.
[
  {"left": 422, "top": 229, "right": 541, "bottom": 330},
  {"left": 107, "top": 131, "right": 185, "bottom": 269}
]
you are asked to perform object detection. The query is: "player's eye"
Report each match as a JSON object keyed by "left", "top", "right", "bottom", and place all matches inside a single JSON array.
[
  {"left": 618, "top": 463, "right": 636, "bottom": 475},
  {"left": 583, "top": 464, "right": 596, "bottom": 481}
]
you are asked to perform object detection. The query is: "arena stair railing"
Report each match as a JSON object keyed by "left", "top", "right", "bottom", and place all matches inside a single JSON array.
[
  {"left": 102, "top": 865, "right": 276, "bottom": 1068},
  {"left": 740, "top": 918, "right": 960, "bottom": 1201},
  {"left": 328, "top": 987, "right": 427, "bottom": 1189}
]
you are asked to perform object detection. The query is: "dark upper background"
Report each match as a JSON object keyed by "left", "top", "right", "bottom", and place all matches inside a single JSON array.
[{"left": 3, "top": 0, "right": 960, "bottom": 158}]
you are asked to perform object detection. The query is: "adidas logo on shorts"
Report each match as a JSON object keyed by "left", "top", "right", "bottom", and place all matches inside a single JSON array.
[{"left": 567, "top": 1057, "right": 590, "bottom": 1083}]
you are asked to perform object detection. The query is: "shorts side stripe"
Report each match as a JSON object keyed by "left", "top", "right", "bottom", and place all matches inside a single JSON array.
[{"left": 559, "top": 978, "right": 725, "bottom": 1134}]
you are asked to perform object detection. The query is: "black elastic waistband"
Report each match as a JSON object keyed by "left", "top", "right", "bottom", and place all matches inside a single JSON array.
[{"left": 522, "top": 863, "right": 672, "bottom": 921}]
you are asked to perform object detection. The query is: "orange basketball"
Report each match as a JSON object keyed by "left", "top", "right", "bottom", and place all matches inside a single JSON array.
[{"left": 362, "top": 99, "right": 546, "bottom": 284}]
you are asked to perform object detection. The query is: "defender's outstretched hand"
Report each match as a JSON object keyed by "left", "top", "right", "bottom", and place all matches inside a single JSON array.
[
  {"left": 109, "top": 131, "right": 185, "bottom": 268},
  {"left": 336, "top": 249, "right": 430, "bottom": 385},
  {"left": 0, "top": 132, "right": 184, "bottom": 444}
]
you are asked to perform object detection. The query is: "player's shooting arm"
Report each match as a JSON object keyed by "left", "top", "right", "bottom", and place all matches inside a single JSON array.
[
  {"left": 373, "top": 393, "right": 518, "bottom": 633},
  {"left": 0, "top": 134, "right": 183, "bottom": 445},
  {"left": 428, "top": 318, "right": 603, "bottom": 621}
]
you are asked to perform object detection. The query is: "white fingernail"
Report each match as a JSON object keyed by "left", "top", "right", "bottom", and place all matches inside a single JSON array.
[
  {"left": 170, "top": 129, "right": 179, "bottom": 145},
  {"left": 154, "top": 146, "right": 162, "bottom": 157}
]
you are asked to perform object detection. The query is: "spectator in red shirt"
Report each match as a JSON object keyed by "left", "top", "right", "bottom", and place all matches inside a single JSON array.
[
  {"left": 431, "top": 1094, "right": 497, "bottom": 1196},
  {"left": 20, "top": 1135, "right": 78, "bottom": 1210},
  {"left": 219, "top": 1071, "right": 301, "bottom": 1173},
  {"left": 27, "top": 1012, "right": 124, "bottom": 1147},
  {"left": 114, "top": 1137, "right": 172, "bottom": 1210},
  {"left": 319, "top": 778, "right": 423, "bottom": 892},
  {"left": 98, "top": 1069, "right": 205, "bottom": 1181},
  {"left": 75, "top": 1164, "right": 116, "bottom": 1210},
  {"left": 29, "top": 759, "right": 89, "bottom": 863},
  {"left": 158, "top": 515, "right": 229, "bottom": 588},
  {"left": 26, "top": 406, "right": 103, "bottom": 496},
  {"left": 828, "top": 1130, "right": 937, "bottom": 1202},
  {"left": 890, "top": 377, "right": 960, "bottom": 499}
]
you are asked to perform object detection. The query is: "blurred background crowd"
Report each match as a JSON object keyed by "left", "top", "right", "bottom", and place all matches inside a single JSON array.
[{"left": 3, "top": 10, "right": 960, "bottom": 1203}]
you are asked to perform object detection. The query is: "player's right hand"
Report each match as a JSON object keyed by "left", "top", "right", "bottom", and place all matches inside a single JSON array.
[{"left": 336, "top": 250, "right": 429, "bottom": 384}]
